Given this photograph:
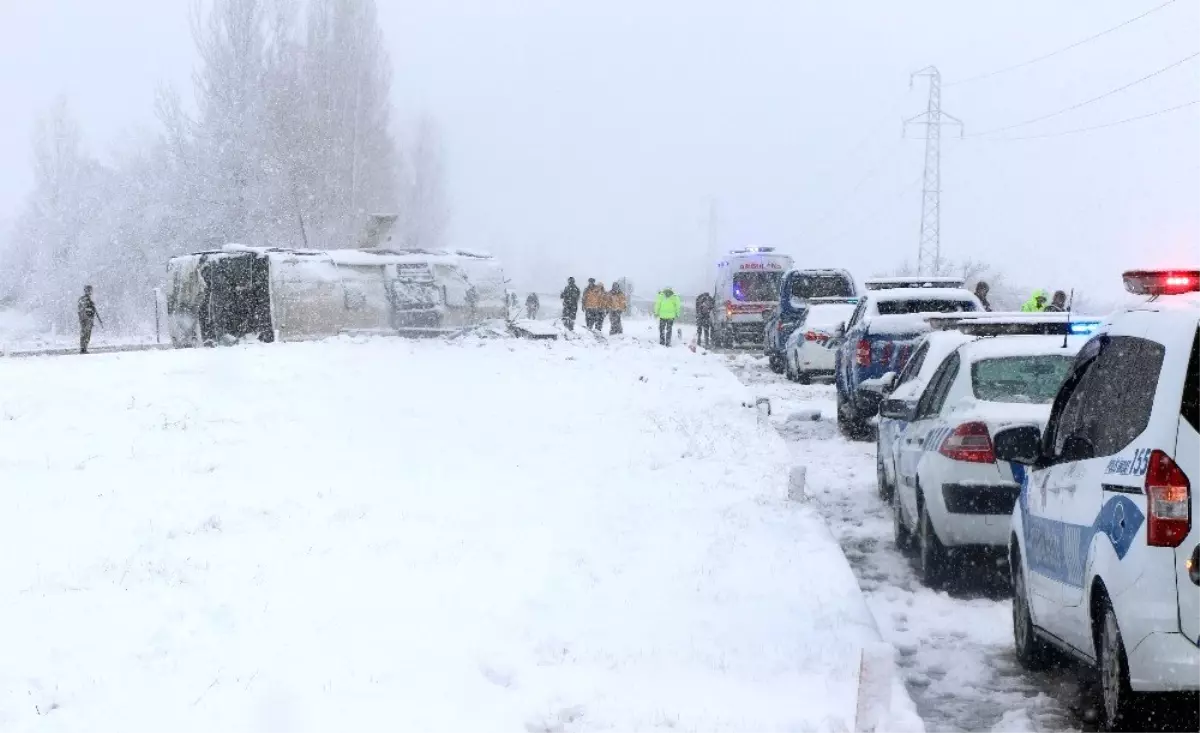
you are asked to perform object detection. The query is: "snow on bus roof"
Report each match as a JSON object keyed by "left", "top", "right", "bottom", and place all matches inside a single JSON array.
[{"left": 216, "top": 244, "right": 497, "bottom": 266}]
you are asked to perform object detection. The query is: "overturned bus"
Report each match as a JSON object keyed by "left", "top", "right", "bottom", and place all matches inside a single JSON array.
[{"left": 165, "top": 245, "right": 508, "bottom": 347}]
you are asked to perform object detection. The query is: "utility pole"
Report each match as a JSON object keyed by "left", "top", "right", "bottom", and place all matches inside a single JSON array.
[{"left": 904, "top": 67, "right": 962, "bottom": 276}]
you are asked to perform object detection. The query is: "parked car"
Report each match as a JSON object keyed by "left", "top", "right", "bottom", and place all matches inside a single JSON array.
[
  {"left": 832, "top": 277, "right": 982, "bottom": 438},
  {"left": 783, "top": 297, "right": 860, "bottom": 383},
  {"left": 996, "top": 269, "right": 1199, "bottom": 731},
  {"left": 879, "top": 315, "right": 1095, "bottom": 587},
  {"left": 763, "top": 269, "right": 857, "bottom": 372}
]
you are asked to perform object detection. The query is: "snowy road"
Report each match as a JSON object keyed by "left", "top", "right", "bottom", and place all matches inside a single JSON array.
[{"left": 723, "top": 352, "right": 1097, "bottom": 732}]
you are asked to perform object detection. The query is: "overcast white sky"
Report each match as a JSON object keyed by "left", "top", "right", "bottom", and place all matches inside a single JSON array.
[{"left": 2, "top": 0, "right": 1197, "bottom": 298}]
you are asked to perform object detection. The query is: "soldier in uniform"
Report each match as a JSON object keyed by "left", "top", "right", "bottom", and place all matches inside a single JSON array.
[{"left": 78, "top": 285, "right": 102, "bottom": 354}]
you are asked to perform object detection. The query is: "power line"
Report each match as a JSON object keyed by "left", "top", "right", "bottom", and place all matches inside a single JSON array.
[
  {"left": 977, "top": 99, "right": 1199, "bottom": 140},
  {"left": 947, "top": 0, "right": 1179, "bottom": 87},
  {"left": 968, "top": 51, "right": 1200, "bottom": 137}
]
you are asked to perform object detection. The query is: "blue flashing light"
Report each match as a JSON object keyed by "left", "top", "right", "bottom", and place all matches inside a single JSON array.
[{"left": 1068, "top": 321, "right": 1100, "bottom": 335}]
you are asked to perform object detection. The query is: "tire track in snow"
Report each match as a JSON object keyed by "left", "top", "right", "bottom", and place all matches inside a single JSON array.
[{"left": 723, "top": 352, "right": 1094, "bottom": 732}]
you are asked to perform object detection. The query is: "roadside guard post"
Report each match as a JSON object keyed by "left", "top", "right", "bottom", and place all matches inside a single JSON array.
[
  {"left": 755, "top": 397, "right": 771, "bottom": 426},
  {"left": 854, "top": 642, "right": 895, "bottom": 732}
]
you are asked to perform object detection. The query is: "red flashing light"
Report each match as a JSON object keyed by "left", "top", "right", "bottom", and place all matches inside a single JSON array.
[
  {"left": 1122, "top": 269, "right": 1200, "bottom": 296},
  {"left": 1146, "top": 450, "right": 1190, "bottom": 547},
  {"left": 938, "top": 422, "right": 996, "bottom": 464}
]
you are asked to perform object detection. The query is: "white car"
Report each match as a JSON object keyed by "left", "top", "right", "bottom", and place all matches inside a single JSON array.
[
  {"left": 783, "top": 297, "right": 859, "bottom": 383},
  {"left": 996, "top": 269, "right": 1199, "bottom": 731},
  {"left": 882, "top": 325, "right": 1090, "bottom": 587}
]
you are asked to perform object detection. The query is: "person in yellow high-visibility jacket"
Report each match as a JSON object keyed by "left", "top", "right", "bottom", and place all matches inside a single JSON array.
[
  {"left": 1020, "top": 289, "right": 1048, "bottom": 312},
  {"left": 654, "top": 287, "right": 682, "bottom": 346}
]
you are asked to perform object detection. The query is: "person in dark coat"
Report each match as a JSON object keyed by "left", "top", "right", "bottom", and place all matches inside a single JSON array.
[
  {"left": 1044, "top": 290, "right": 1068, "bottom": 312},
  {"left": 77, "top": 284, "right": 102, "bottom": 354},
  {"left": 973, "top": 281, "right": 993, "bottom": 312},
  {"left": 561, "top": 277, "right": 581, "bottom": 330},
  {"left": 695, "top": 292, "right": 715, "bottom": 347},
  {"left": 526, "top": 292, "right": 540, "bottom": 319}
]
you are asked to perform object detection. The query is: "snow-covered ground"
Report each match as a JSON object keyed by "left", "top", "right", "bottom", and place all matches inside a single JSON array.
[
  {"left": 723, "top": 353, "right": 1091, "bottom": 732},
  {"left": 0, "top": 322, "right": 921, "bottom": 731},
  {"left": 0, "top": 308, "right": 157, "bottom": 354}
]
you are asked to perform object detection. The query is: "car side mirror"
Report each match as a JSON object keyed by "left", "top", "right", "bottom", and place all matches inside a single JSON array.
[
  {"left": 993, "top": 425, "right": 1042, "bottom": 466},
  {"left": 879, "top": 397, "right": 915, "bottom": 421},
  {"left": 860, "top": 371, "right": 898, "bottom": 396}
]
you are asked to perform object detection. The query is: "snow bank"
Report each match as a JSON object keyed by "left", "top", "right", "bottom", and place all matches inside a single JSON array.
[{"left": 0, "top": 327, "right": 920, "bottom": 731}]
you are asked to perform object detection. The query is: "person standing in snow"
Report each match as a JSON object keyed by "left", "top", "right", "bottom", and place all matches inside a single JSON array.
[
  {"left": 973, "top": 281, "right": 993, "bottom": 312},
  {"left": 526, "top": 292, "right": 540, "bottom": 319},
  {"left": 1043, "top": 290, "right": 1068, "bottom": 312},
  {"left": 607, "top": 282, "right": 627, "bottom": 335},
  {"left": 561, "top": 277, "right": 581, "bottom": 330},
  {"left": 582, "top": 278, "right": 605, "bottom": 330},
  {"left": 1021, "top": 289, "right": 1048, "bottom": 313},
  {"left": 654, "top": 286, "right": 682, "bottom": 346},
  {"left": 695, "top": 292, "right": 715, "bottom": 347},
  {"left": 77, "top": 284, "right": 102, "bottom": 354}
]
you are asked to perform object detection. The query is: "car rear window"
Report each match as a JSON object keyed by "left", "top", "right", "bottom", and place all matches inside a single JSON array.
[
  {"left": 790, "top": 273, "right": 854, "bottom": 299},
  {"left": 805, "top": 303, "right": 857, "bottom": 328},
  {"left": 1184, "top": 329, "right": 1198, "bottom": 433},
  {"left": 876, "top": 299, "right": 977, "bottom": 315},
  {"left": 971, "top": 355, "right": 1074, "bottom": 404},
  {"left": 733, "top": 271, "right": 782, "bottom": 302}
]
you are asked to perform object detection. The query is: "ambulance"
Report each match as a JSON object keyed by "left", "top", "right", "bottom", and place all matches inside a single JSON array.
[{"left": 712, "top": 247, "right": 794, "bottom": 348}]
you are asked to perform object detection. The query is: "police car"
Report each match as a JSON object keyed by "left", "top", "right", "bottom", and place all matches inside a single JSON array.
[
  {"left": 994, "top": 269, "right": 1200, "bottom": 731},
  {"left": 876, "top": 313, "right": 1094, "bottom": 587}
]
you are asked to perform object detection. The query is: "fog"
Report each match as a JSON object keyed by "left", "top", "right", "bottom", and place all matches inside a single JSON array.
[{"left": 2, "top": 0, "right": 1197, "bottom": 308}]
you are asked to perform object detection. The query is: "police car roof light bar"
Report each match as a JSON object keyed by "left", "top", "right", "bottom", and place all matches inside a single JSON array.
[
  {"left": 864, "top": 276, "right": 966, "bottom": 291},
  {"left": 1122, "top": 269, "right": 1200, "bottom": 296}
]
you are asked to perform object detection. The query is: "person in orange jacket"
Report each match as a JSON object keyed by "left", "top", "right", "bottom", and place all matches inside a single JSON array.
[
  {"left": 582, "top": 278, "right": 606, "bottom": 330},
  {"left": 607, "top": 282, "right": 627, "bottom": 335}
]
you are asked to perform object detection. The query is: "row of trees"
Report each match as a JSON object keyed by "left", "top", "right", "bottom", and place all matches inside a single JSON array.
[
  {"left": 0, "top": 0, "right": 447, "bottom": 332},
  {"left": 883, "top": 257, "right": 1110, "bottom": 313}
]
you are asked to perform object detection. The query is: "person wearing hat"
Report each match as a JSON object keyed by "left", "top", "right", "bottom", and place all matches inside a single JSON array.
[{"left": 654, "top": 286, "right": 682, "bottom": 346}]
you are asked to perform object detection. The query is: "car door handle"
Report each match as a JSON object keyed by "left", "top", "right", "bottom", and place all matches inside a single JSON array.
[{"left": 1061, "top": 484, "right": 1077, "bottom": 494}]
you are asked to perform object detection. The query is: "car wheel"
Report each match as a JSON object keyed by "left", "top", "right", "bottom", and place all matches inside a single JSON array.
[
  {"left": 918, "top": 496, "right": 947, "bottom": 588},
  {"left": 784, "top": 354, "right": 797, "bottom": 382},
  {"left": 836, "top": 392, "right": 869, "bottom": 441},
  {"left": 893, "top": 493, "right": 913, "bottom": 553},
  {"left": 768, "top": 354, "right": 785, "bottom": 374},
  {"left": 1011, "top": 547, "right": 1051, "bottom": 670},
  {"left": 1098, "top": 599, "right": 1143, "bottom": 731},
  {"left": 796, "top": 370, "right": 812, "bottom": 385}
]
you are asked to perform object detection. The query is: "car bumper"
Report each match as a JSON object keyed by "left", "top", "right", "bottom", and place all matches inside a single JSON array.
[
  {"left": 926, "top": 483, "right": 1017, "bottom": 547},
  {"left": 797, "top": 344, "right": 836, "bottom": 373},
  {"left": 1127, "top": 631, "right": 1200, "bottom": 692}
]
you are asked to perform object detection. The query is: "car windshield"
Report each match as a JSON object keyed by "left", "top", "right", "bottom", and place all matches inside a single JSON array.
[
  {"left": 791, "top": 274, "right": 854, "bottom": 299},
  {"left": 971, "top": 355, "right": 1074, "bottom": 404},
  {"left": 733, "top": 271, "right": 782, "bottom": 302},
  {"left": 876, "top": 299, "right": 977, "bottom": 315}
]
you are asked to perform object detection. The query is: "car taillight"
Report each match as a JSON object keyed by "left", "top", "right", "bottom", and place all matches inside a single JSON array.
[
  {"left": 725, "top": 300, "right": 733, "bottom": 318},
  {"left": 805, "top": 331, "right": 818, "bottom": 341},
  {"left": 855, "top": 339, "right": 870, "bottom": 366},
  {"left": 777, "top": 320, "right": 784, "bottom": 332},
  {"left": 938, "top": 422, "right": 996, "bottom": 463},
  {"left": 1146, "top": 450, "right": 1191, "bottom": 548},
  {"left": 881, "top": 342, "right": 894, "bottom": 365}
]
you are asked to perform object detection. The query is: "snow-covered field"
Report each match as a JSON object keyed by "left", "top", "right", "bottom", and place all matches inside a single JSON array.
[{"left": 0, "top": 323, "right": 921, "bottom": 731}]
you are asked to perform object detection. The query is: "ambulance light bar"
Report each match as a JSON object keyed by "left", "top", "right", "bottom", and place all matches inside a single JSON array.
[{"left": 1122, "top": 269, "right": 1200, "bottom": 296}]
